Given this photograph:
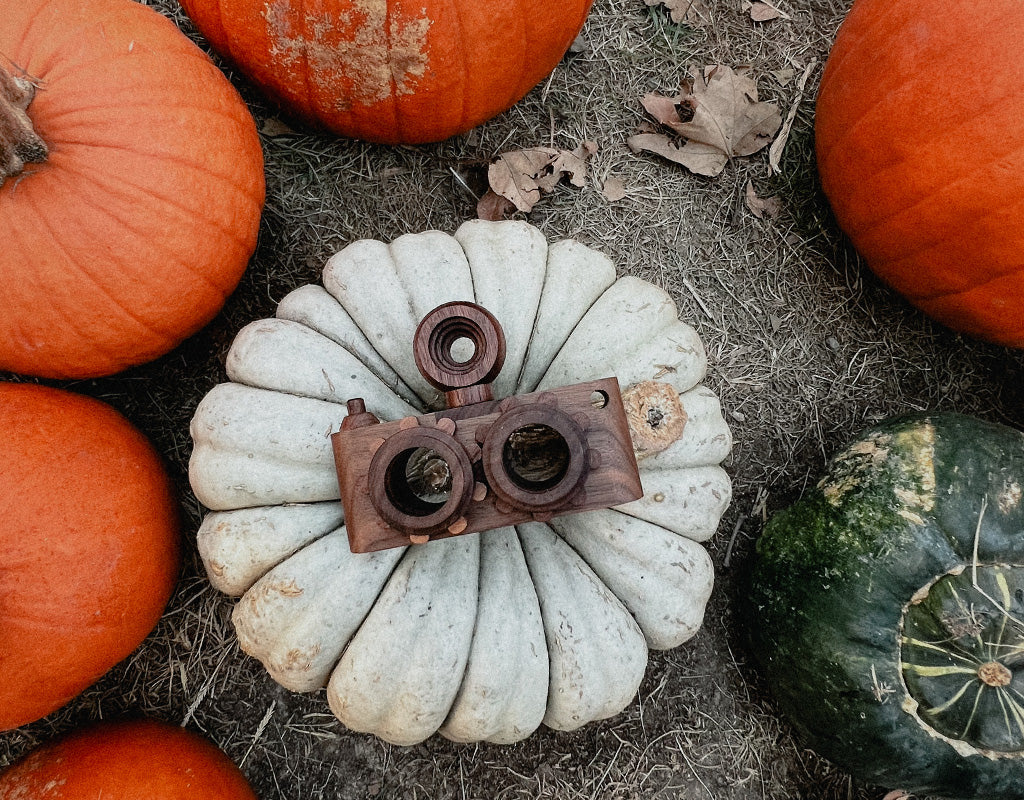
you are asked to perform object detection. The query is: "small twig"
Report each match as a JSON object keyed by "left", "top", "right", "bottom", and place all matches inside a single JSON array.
[
  {"left": 724, "top": 487, "right": 768, "bottom": 567},
  {"left": 448, "top": 166, "right": 479, "bottom": 201},
  {"left": 239, "top": 704, "right": 276, "bottom": 767},
  {"left": 751, "top": 487, "right": 769, "bottom": 522},
  {"left": 768, "top": 58, "right": 816, "bottom": 174},
  {"left": 587, "top": 742, "right": 623, "bottom": 800},
  {"left": 971, "top": 495, "right": 988, "bottom": 589},
  {"left": 180, "top": 647, "right": 232, "bottom": 727},
  {"left": 723, "top": 513, "right": 746, "bottom": 568},
  {"left": 680, "top": 276, "right": 716, "bottom": 321},
  {"left": 540, "top": 69, "right": 558, "bottom": 103},
  {"left": 967, "top": 495, "right": 1024, "bottom": 635},
  {"left": 674, "top": 743, "right": 714, "bottom": 798}
]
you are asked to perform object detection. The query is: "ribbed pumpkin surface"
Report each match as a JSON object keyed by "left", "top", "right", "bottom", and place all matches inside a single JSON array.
[
  {"left": 0, "top": 0, "right": 264, "bottom": 378},
  {"left": 750, "top": 413, "right": 1024, "bottom": 798},
  {"left": 0, "top": 719, "right": 257, "bottom": 799},
  {"left": 188, "top": 220, "right": 732, "bottom": 745},
  {"left": 0, "top": 383, "right": 180, "bottom": 731},
  {"left": 815, "top": 0, "right": 1024, "bottom": 347},
  {"left": 179, "top": 0, "right": 592, "bottom": 144}
]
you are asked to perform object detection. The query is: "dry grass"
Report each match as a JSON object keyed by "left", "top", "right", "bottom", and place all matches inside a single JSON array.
[{"left": 3, "top": 0, "right": 1023, "bottom": 798}]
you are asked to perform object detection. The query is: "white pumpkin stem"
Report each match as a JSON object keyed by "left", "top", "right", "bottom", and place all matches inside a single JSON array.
[
  {"left": 0, "top": 65, "right": 48, "bottom": 187},
  {"left": 622, "top": 380, "right": 688, "bottom": 458}
]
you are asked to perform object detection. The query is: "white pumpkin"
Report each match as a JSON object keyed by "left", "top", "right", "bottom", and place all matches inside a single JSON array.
[{"left": 189, "top": 220, "right": 732, "bottom": 745}]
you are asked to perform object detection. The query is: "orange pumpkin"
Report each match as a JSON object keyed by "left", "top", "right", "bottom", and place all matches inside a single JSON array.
[
  {"left": 0, "top": 719, "right": 257, "bottom": 799},
  {"left": 179, "top": 0, "right": 593, "bottom": 144},
  {"left": 0, "top": 383, "right": 180, "bottom": 731},
  {"left": 815, "top": 0, "right": 1024, "bottom": 347},
  {"left": 0, "top": 0, "right": 265, "bottom": 379}
]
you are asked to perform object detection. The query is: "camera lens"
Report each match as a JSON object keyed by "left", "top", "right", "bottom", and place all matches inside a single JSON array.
[
  {"left": 385, "top": 446, "right": 454, "bottom": 515},
  {"left": 413, "top": 302, "right": 505, "bottom": 395},
  {"left": 501, "top": 424, "right": 571, "bottom": 491},
  {"left": 482, "top": 404, "right": 588, "bottom": 512},
  {"left": 368, "top": 426, "right": 474, "bottom": 537}
]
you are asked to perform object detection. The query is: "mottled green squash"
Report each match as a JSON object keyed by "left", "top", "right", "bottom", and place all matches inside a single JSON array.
[{"left": 750, "top": 413, "right": 1024, "bottom": 799}]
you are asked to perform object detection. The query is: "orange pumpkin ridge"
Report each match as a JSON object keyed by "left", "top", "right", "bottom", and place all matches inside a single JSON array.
[
  {"left": 180, "top": 0, "right": 593, "bottom": 144},
  {"left": 816, "top": 0, "right": 1024, "bottom": 347},
  {"left": 0, "top": 383, "right": 181, "bottom": 731},
  {"left": 0, "top": 0, "right": 265, "bottom": 379},
  {"left": 0, "top": 719, "right": 257, "bottom": 799}
]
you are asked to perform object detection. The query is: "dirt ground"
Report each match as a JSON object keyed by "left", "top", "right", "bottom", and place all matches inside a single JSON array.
[{"left": 3, "top": 0, "right": 1023, "bottom": 798}]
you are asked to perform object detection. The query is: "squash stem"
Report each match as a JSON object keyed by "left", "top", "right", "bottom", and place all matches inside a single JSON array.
[
  {"left": 0, "top": 65, "right": 48, "bottom": 188},
  {"left": 977, "top": 661, "right": 1012, "bottom": 688}
]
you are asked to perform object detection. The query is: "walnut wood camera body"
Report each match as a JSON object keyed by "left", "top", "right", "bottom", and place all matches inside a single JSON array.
[{"left": 332, "top": 377, "right": 642, "bottom": 553}]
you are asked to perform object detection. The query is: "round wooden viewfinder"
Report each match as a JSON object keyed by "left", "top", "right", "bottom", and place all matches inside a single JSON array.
[
  {"left": 368, "top": 426, "right": 474, "bottom": 537},
  {"left": 482, "top": 403, "right": 590, "bottom": 512},
  {"left": 414, "top": 302, "right": 506, "bottom": 392}
]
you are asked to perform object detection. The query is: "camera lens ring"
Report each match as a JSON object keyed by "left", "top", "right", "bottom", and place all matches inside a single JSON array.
[
  {"left": 481, "top": 404, "right": 589, "bottom": 512},
  {"left": 368, "top": 426, "right": 474, "bottom": 537},
  {"left": 414, "top": 302, "right": 506, "bottom": 391}
]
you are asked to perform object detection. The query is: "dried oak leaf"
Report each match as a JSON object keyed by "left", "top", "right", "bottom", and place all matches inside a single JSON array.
[
  {"left": 628, "top": 65, "right": 782, "bottom": 177},
  {"left": 486, "top": 141, "right": 597, "bottom": 213},
  {"left": 743, "top": 0, "right": 790, "bottom": 22},
  {"left": 643, "top": 0, "right": 710, "bottom": 25},
  {"left": 260, "top": 117, "right": 298, "bottom": 137},
  {"left": 568, "top": 32, "right": 589, "bottom": 54},
  {"left": 545, "top": 141, "right": 597, "bottom": 190},
  {"left": 771, "top": 67, "right": 796, "bottom": 86},
  {"left": 476, "top": 189, "right": 517, "bottom": 221},
  {"left": 601, "top": 176, "right": 627, "bottom": 202},
  {"left": 744, "top": 180, "right": 783, "bottom": 219}
]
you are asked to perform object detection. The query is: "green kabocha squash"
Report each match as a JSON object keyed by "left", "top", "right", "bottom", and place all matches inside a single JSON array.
[{"left": 750, "top": 413, "right": 1024, "bottom": 799}]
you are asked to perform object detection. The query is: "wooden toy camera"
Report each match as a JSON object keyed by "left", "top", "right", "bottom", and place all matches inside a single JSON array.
[{"left": 332, "top": 302, "right": 643, "bottom": 553}]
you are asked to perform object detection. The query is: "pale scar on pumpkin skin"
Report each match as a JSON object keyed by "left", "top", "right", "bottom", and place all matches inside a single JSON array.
[
  {"left": 278, "top": 644, "right": 322, "bottom": 674},
  {"left": 0, "top": 753, "right": 67, "bottom": 799},
  {"left": 269, "top": 578, "right": 304, "bottom": 597},
  {"left": 263, "top": 0, "right": 431, "bottom": 108},
  {"left": 819, "top": 424, "right": 936, "bottom": 525},
  {"left": 621, "top": 380, "right": 687, "bottom": 459},
  {"left": 998, "top": 480, "right": 1022, "bottom": 514}
]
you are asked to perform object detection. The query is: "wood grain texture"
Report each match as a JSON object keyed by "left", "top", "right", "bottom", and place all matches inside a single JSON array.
[{"left": 334, "top": 378, "right": 642, "bottom": 552}]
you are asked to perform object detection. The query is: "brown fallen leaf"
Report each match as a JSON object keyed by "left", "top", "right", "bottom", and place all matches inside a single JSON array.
[
  {"left": 568, "top": 32, "right": 589, "bottom": 54},
  {"left": 744, "top": 180, "right": 783, "bottom": 219},
  {"left": 644, "top": 0, "right": 710, "bottom": 25},
  {"left": 544, "top": 140, "right": 597, "bottom": 191},
  {"left": 476, "top": 189, "right": 517, "bottom": 221},
  {"left": 771, "top": 67, "right": 796, "bottom": 86},
  {"left": 601, "top": 176, "right": 627, "bottom": 202},
  {"left": 768, "top": 59, "right": 817, "bottom": 174},
  {"left": 629, "top": 65, "right": 782, "bottom": 177},
  {"left": 743, "top": 0, "right": 790, "bottom": 22},
  {"left": 487, "top": 149, "right": 557, "bottom": 211},
  {"left": 260, "top": 117, "right": 297, "bottom": 137},
  {"left": 486, "top": 141, "right": 598, "bottom": 213},
  {"left": 640, "top": 93, "right": 685, "bottom": 129},
  {"left": 627, "top": 133, "right": 726, "bottom": 174}
]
